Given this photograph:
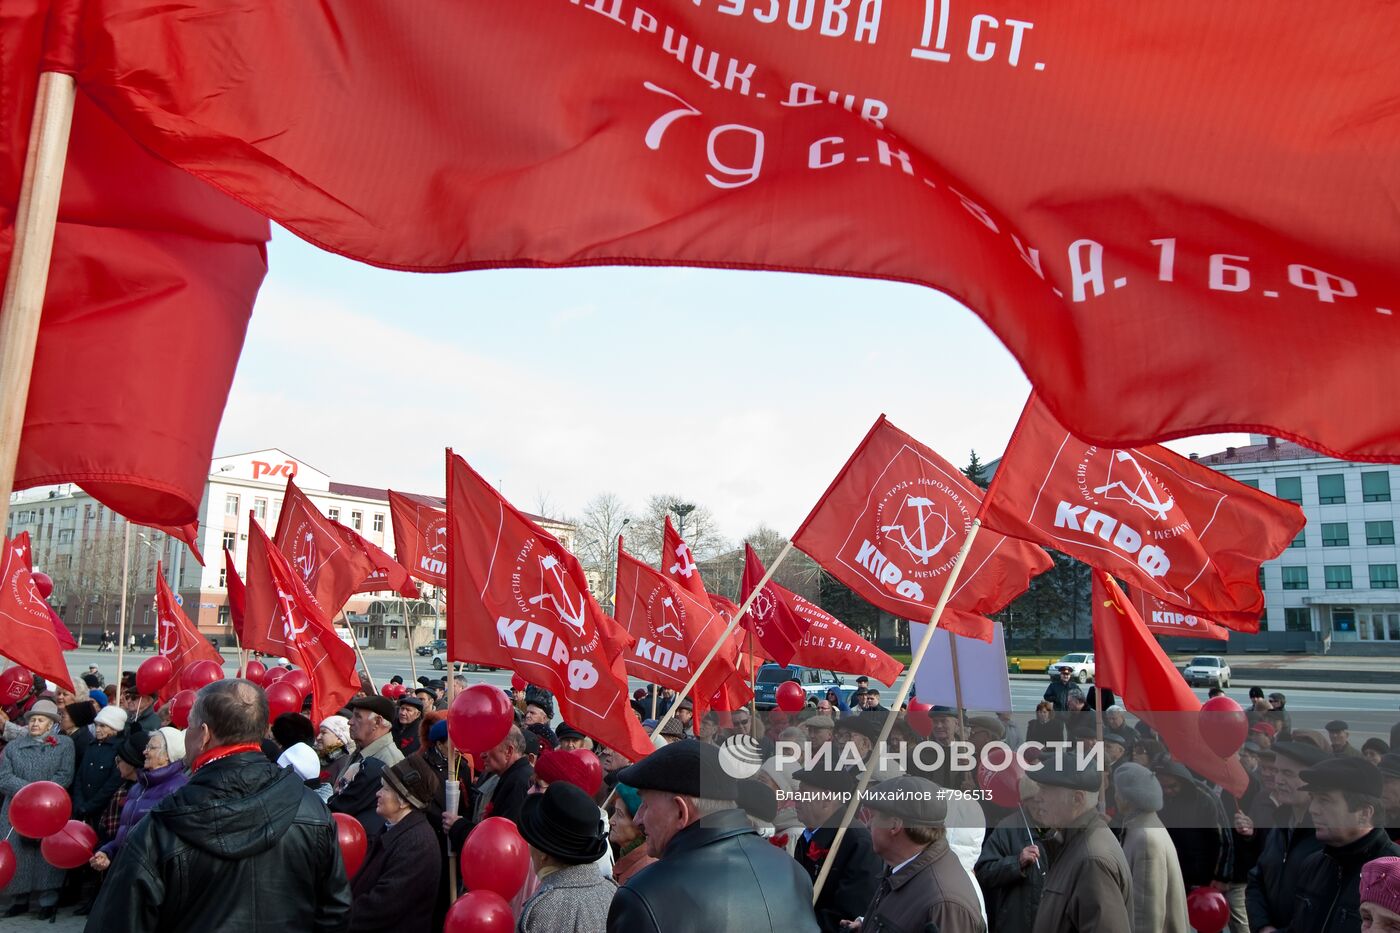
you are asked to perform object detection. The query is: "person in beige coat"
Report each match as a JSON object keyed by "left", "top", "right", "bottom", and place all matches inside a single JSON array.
[{"left": 1115, "top": 763, "right": 1190, "bottom": 933}]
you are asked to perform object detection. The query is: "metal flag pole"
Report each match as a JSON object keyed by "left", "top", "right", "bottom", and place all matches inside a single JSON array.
[
  {"left": 811, "top": 521, "right": 984, "bottom": 903},
  {"left": 404, "top": 593, "right": 418, "bottom": 682}
]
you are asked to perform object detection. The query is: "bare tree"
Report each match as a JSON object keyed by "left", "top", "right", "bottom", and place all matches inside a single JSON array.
[
  {"left": 622, "top": 495, "right": 730, "bottom": 569},
  {"left": 698, "top": 524, "right": 821, "bottom": 603},
  {"left": 573, "top": 493, "right": 636, "bottom": 597}
]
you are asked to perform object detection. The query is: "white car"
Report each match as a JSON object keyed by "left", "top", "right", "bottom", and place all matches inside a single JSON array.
[
  {"left": 1048, "top": 653, "right": 1095, "bottom": 683},
  {"left": 1182, "top": 656, "right": 1231, "bottom": 688}
]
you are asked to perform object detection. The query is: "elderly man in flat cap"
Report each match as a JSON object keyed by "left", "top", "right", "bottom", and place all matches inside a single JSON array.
[
  {"left": 1248, "top": 740, "right": 1330, "bottom": 933},
  {"left": 606, "top": 740, "right": 818, "bottom": 932},
  {"left": 843, "top": 775, "right": 985, "bottom": 933},
  {"left": 1288, "top": 758, "right": 1400, "bottom": 932},
  {"left": 792, "top": 764, "right": 883, "bottom": 932},
  {"left": 1026, "top": 750, "right": 1131, "bottom": 933}
]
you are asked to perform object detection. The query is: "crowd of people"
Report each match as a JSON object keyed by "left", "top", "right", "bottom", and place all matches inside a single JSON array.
[{"left": 0, "top": 662, "right": 1398, "bottom": 932}]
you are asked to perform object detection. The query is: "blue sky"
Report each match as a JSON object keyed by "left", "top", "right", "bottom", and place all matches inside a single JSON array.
[{"left": 214, "top": 226, "right": 1244, "bottom": 541}]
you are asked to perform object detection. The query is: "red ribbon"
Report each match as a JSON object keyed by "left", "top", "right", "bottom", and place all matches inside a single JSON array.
[{"left": 191, "top": 742, "right": 263, "bottom": 773}]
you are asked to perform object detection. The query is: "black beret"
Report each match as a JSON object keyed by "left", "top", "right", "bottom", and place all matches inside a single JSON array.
[
  {"left": 555, "top": 722, "right": 587, "bottom": 743},
  {"left": 793, "top": 765, "right": 859, "bottom": 796},
  {"left": 737, "top": 778, "right": 777, "bottom": 823},
  {"left": 1301, "top": 757, "right": 1383, "bottom": 797},
  {"left": 834, "top": 714, "right": 883, "bottom": 744},
  {"left": 1029, "top": 751, "right": 1103, "bottom": 792},
  {"left": 397, "top": 696, "right": 425, "bottom": 712},
  {"left": 1103, "top": 733, "right": 1129, "bottom": 747},
  {"left": 117, "top": 730, "right": 149, "bottom": 767},
  {"left": 1325, "top": 720, "right": 1350, "bottom": 733},
  {"left": 616, "top": 739, "right": 739, "bottom": 800},
  {"left": 347, "top": 695, "right": 396, "bottom": 722},
  {"left": 1273, "top": 741, "right": 1329, "bottom": 768}
]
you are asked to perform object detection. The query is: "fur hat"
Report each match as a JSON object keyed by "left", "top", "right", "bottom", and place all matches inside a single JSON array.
[
  {"left": 1113, "top": 763, "right": 1164, "bottom": 813},
  {"left": 65, "top": 701, "right": 97, "bottom": 729},
  {"left": 272, "top": 713, "right": 315, "bottom": 750}
]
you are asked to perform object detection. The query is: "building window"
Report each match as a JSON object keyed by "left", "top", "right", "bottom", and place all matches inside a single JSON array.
[
  {"left": 218, "top": 605, "right": 230, "bottom": 628},
  {"left": 373, "top": 513, "right": 384, "bottom": 533},
  {"left": 1370, "top": 564, "right": 1399, "bottom": 590},
  {"left": 56, "top": 529, "right": 73, "bottom": 544},
  {"left": 1282, "top": 567, "right": 1309, "bottom": 590},
  {"left": 60, "top": 506, "right": 76, "bottom": 519},
  {"left": 1258, "top": 567, "right": 1266, "bottom": 589},
  {"left": 218, "top": 568, "right": 227, "bottom": 587},
  {"left": 1317, "top": 474, "right": 1346, "bottom": 505},
  {"left": 351, "top": 511, "right": 363, "bottom": 531},
  {"left": 328, "top": 508, "right": 340, "bottom": 522},
  {"left": 1284, "top": 607, "right": 1312, "bottom": 632},
  {"left": 1324, "top": 565, "right": 1354, "bottom": 590},
  {"left": 222, "top": 531, "right": 236, "bottom": 555},
  {"left": 1239, "top": 479, "right": 1259, "bottom": 489},
  {"left": 225, "top": 493, "right": 240, "bottom": 516},
  {"left": 1367, "top": 521, "right": 1396, "bottom": 546},
  {"left": 254, "top": 498, "right": 268, "bottom": 521},
  {"left": 1275, "top": 476, "right": 1302, "bottom": 504},
  {"left": 1289, "top": 531, "right": 1306, "bottom": 549},
  {"left": 1363, "top": 471, "right": 1392, "bottom": 502},
  {"left": 1321, "top": 522, "right": 1350, "bottom": 547}
]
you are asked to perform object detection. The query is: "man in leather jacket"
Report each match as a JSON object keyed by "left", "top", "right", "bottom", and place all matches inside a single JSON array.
[
  {"left": 85, "top": 679, "right": 350, "bottom": 932},
  {"left": 1247, "top": 741, "right": 1329, "bottom": 932},
  {"left": 607, "top": 740, "right": 819, "bottom": 932}
]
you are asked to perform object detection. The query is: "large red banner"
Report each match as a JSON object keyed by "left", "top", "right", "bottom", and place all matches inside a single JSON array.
[
  {"left": 0, "top": 535, "right": 74, "bottom": 692},
  {"left": 388, "top": 491, "right": 448, "bottom": 588},
  {"left": 781, "top": 586, "right": 902, "bottom": 687},
  {"left": 72, "top": 1, "right": 1400, "bottom": 461},
  {"left": 981, "top": 394, "right": 1305, "bottom": 631},
  {"left": 273, "top": 479, "right": 377, "bottom": 619}
]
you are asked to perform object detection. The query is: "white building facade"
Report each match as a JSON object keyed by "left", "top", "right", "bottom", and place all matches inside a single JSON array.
[
  {"left": 6, "top": 448, "right": 576, "bottom": 649},
  {"left": 1200, "top": 437, "right": 1400, "bottom": 653}
]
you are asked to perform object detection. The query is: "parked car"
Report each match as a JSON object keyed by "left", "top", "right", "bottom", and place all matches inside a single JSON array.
[
  {"left": 416, "top": 638, "right": 447, "bottom": 657},
  {"left": 430, "top": 652, "right": 495, "bottom": 673},
  {"left": 1047, "top": 653, "right": 1095, "bottom": 683},
  {"left": 1182, "top": 655, "right": 1232, "bottom": 688},
  {"left": 753, "top": 664, "right": 852, "bottom": 711}
]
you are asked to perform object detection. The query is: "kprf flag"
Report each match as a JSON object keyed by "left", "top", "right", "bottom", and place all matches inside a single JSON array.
[
  {"left": 388, "top": 491, "right": 448, "bottom": 588},
  {"left": 1094, "top": 572, "right": 1247, "bottom": 797},
  {"left": 615, "top": 538, "right": 737, "bottom": 706},
  {"left": 244, "top": 520, "right": 360, "bottom": 722},
  {"left": 75, "top": 2, "right": 1400, "bottom": 462},
  {"left": 154, "top": 565, "right": 224, "bottom": 701},
  {"left": 224, "top": 548, "right": 246, "bottom": 643},
  {"left": 11, "top": 534, "right": 78, "bottom": 651},
  {"left": 6, "top": 1, "right": 267, "bottom": 529},
  {"left": 794, "top": 416, "right": 1052, "bottom": 641},
  {"left": 348, "top": 528, "right": 418, "bottom": 599},
  {"left": 662, "top": 516, "right": 707, "bottom": 600},
  {"left": 781, "top": 588, "right": 903, "bottom": 687},
  {"left": 662, "top": 522, "right": 753, "bottom": 714},
  {"left": 0, "top": 535, "right": 74, "bottom": 692},
  {"left": 740, "top": 545, "right": 811, "bottom": 667},
  {"left": 446, "top": 451, "right": 653, "bottom": 761},
  {"left": 911, "top": 620, "right": 1012, "bottom": 713},
  {"left": 981, "top": 394, "right": 1306, "bottom": 631},
  {"left": 274, "top": 479, "right": 378, "bottom": 618},
  {"left": 1132, "top": 589, "right": 1230, "bottom": 643}
]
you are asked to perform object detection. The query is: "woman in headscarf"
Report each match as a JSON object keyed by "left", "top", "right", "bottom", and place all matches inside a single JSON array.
[
  {"left": 517, "top": 782, "right": 616, "bottom": 932},
  {"left": 315, "top": 714, "right": 355, "bottom": 786},
  {"left": 0, "top": 700, "right": 76, "bottom": 921},
  {"left": 349, "top": 756, "right": 447, "bottom": 933},
  {"left": 608, "top": 783, "right": 656, "bottom": 884}
]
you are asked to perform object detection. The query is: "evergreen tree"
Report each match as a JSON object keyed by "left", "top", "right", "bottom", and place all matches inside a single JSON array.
[{"left": 963, "top": 449, "right": 988, "bottom": 488}]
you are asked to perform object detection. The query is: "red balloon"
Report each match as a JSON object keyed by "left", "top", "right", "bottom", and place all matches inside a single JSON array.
[
  {"left": 0, "top": 840, "right": 14, "bottom": 890},
  {"left": 510, "top": 674, "right": 527, "bottom": 693},
  {"left": 906, "top": 698, "right": 934, "bottom": 739},
  {"left": 1200, "top": 695, "right": 1249, "bottom": 759},
  {"left": 449, "top": 685, "right": 513, "bottom": 756},
  {"left": 30, "top": 572, "right": 54, "bottom": 599},
  {"left": 135, "top": 656, "right": 175, "bottom": 696},
  {"left": 775, "top": 680, "right": 806, "bottom": 713},
  {"left": 284, "top": 669, "right": 312, "bottom": 699},
  {"left": 460, "top": 817, "right": 530, "bottom": 900},
  {"left": 40, "top": 820, "right": 98, "bottom": 869},
  {"left": 444, "top": 890, "right": 514, "bottom": 933},
  {"left": 380, "top": 682, "right": 395, "bottom": 698},
  {"left": 9, "top": 782, "right": 71, "bottom": 839},
  {"left": 242, "top": 659, "right": 268, "bottom": 685},
  {"left": 262, "top": 667, "right": 288, "bottom": 685},
  {"left": 332, "top": 812, "right": 367, "bottom": 877},
  {"left": 562, "top": 748, "right": 604, "bottom": 797},
  {"left": 979, "top": 762, "right": 1023, "bottom": 807},
  {"left": 1186, "top": 886, "right": 1231, "bottom": 933},
  {"left": 0, "top": 668, "right": 33, "bottom": 707},
  {"left": 266, "top": 682, "right": 302, "bottom": 721},
  {"left": 166, "top": 690, "right": 197, "bottom": 729},
  {"left": 179, "top": 659, "right": 224, "bottom": 692}
]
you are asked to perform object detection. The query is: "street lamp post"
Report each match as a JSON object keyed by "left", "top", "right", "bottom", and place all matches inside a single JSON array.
[{"left": 670, "top": 502, "right": 696, "bottom": 542}]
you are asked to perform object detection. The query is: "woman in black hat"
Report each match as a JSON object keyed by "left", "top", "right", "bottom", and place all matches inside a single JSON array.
[
  {"left": 516, "top": 781, "right": 616, "bottom": 932},
  {"left": 349, "top": 757, "right": 447, "bottom": 933}
]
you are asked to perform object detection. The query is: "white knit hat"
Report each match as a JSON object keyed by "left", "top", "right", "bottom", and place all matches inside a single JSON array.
[
  {"left": 156, "top": 727, "right": 186, "bottom": 763},
  {"left": 94, "top": 706, "right": 128, "bottom": 732}
]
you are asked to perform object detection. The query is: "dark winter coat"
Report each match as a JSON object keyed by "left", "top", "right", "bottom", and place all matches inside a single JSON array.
[
  {"left": 1246, "top": 809, "right": 1321, "bottom": 932},
  {"left": 73, "top": 733, "right": 126, "bottom": 821},
  {"left": 976, "top": 809, "right": 1051, "bottom": 932},
  {"left": 97, "top": 761, "right": 188, "bottom": 860},
  {"left": 1287, "top": 827, "right": 1400, "bottom": 933},
  {"left": 862, "top": 837, "right": 986, "bottom": 933},
  {"left": 349, "top": 809, "right": 444, "bottom": 933},
  {"left": 796, "top": 825, "right": 884, "bottom": 932}
]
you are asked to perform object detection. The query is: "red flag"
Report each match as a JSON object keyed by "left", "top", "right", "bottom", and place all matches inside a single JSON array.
[
  {"left": 782, "top": 588, "right": 903, "bottom": 687},
  {"left": 347, "top": 528, "right": 418, "bottom": 599},
  {"left": 154, "top": 565, "right": 223, "bottom": 700},
  {"left": 6, "top": 4, "right": 267, "bottom": 528},
  {"left": 13, "top": 534, "right": 78, "bottom": 651},
  {"left": 273, "top": 479, "right": 378, "bottom": 618},
  {"left": 740, "top": 545, "right": 812, "bottom": 667},
  {"left": 981, "top": 394, "right": 1306, "bottom": 632},
  {"left": 0, "top": 535, "right": 74, "bottom": 692},
  {"left": 615, "top": 539, "right": 737, "bottom": 706},
  {"left": 224, "top": 548, "right": 246, "bottom": 644},
  {"left": 1131, "top": 589, "right": 1230, "bottom": 643},
  {"left": 244, "top": 520, "right": 360, "bottom": 720},
  {"left": 77, "top": 3, "right": 1400, "bottom": 462},
  {"left": 662, "top": 516, "right": 707, "bottom": 601},
  {"left": 793, "top": 416, "right": 1052, "bottom": 641},
  {"left": 388, "top": 491, "right": 447, "bottom": 588},
  {"left": 447, "top": 451, "right": 653, "bottom": 761},
  {"left": 140, "top": 522, "right": 205, "bottom": 566},
  {"left": 1094, "top": 572, "right": 1246, "bottom": 796}
]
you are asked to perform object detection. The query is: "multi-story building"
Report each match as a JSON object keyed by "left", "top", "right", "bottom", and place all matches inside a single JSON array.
[
  {"left": 1196, "top": 436, "right": 1400, "bottom": 654},
  {"left": 6, "top": 448, "right": 577, "bottom": 650}
]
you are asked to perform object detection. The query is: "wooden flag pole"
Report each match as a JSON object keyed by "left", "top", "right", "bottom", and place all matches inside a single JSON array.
[
  {"left": 0, "top": 72, "right": 76, "bottom": 535},
  {"left": 115, "top": 523, "right": 131, "bottom": 686},
  {"left": 441, "top": 583, "right": 461, "bottom": 901},
  {"left": 404, "top": 593, "right": 418, "bottom": 682},
  {"left": 1094, "top": 671, "right": 1106, "bottom": 812},
  {"left": 950, "top": 634, "right": 967, "bottom": 736},
  {"left": 338, "top": 611, "right": 376, "bottom": 693},
  {"left": 812, "top": 520, "right": 984, "bottom": 904},
  {"left": 748, "top": 626, "right": 757, "bottom": 722}
]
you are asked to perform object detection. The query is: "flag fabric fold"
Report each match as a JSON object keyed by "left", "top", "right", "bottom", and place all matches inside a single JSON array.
[
  {"left": 981, "top": 394, "right": 1306, "bottom": 632},
  {"left": 1094, "top": 572, "right": 1247, "bottom": 797},
  {"left": 154, "top": 565, "right": 223, "bottom": 701},
  {"left": 0, "top": 534, "right": 74, "bottom": 692},
  {"left": 224, "top": 547, "right": 246, "bottom": 644},
  {"left": 273, "top": 479, "right": 378, "bottom": 619},
  {"left": 388, "top": 491, "right": 448, "bottom": 588},
  {"left": 1131, "top": 589, "right": 1230, "bottom": 642},
  {"left": 739, "top": 545, "right": 811, "bottom": 667},
  {"left": 446, "top": 451, "right": 653, "bottom": 761},
  {"left": 781, "top": 588, "right": 903, "bottom": 687},
  {"left": 793, "top": 416, "right": 1052, "bottom": 641}
]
